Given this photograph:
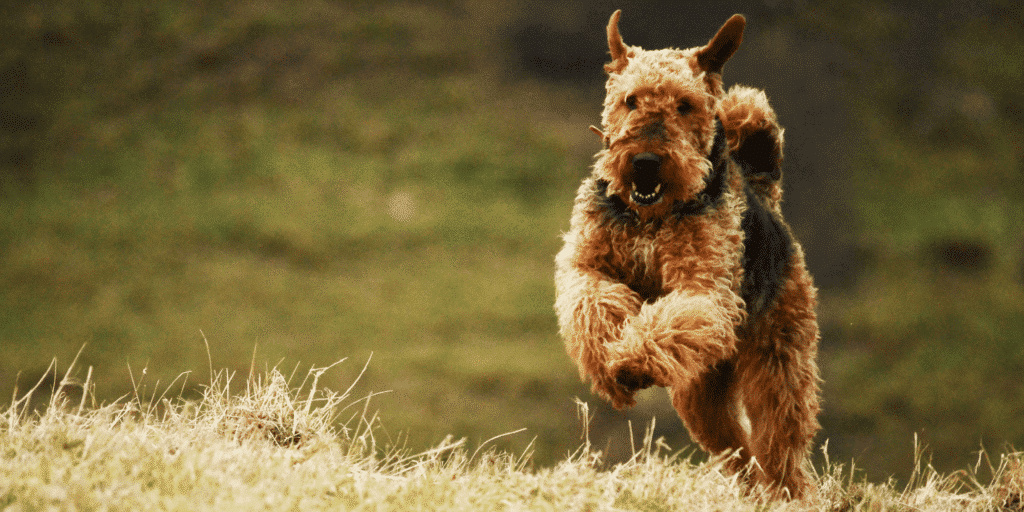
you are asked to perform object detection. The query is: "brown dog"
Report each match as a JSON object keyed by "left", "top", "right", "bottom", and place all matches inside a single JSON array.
[{"left": 554, "top": 10, "right": 821, "bottom": 499}]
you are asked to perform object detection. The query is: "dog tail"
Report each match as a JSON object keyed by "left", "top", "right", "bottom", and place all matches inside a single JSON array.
[{"left": 719, "top": 85, "right": 785, "bottom": 208}]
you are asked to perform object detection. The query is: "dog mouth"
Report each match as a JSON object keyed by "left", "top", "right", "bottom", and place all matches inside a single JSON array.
[
  {"left": 629, "top": 152, "right": 665, "bottom": 206},
  {"left": 631, "top": 182, "right": 663, "bottom": 205}
]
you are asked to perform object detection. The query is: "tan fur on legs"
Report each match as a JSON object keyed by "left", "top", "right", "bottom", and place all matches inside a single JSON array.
[
  {"left": 554, "top": 10, "right": 821, "bottom": 500},
  {"left": 670, "top": 360, "right": 753, "bottom": 475}
]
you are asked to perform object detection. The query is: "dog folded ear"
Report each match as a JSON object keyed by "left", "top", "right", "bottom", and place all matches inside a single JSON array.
[
  {"left": 695, "top": 14, "right": 745, "bottom": 75},
  {"left": 605, "top": 10, "right": 629, "bottom": 74}
]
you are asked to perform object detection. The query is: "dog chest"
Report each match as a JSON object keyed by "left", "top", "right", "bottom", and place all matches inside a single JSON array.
[
  {"left": 599, "top": 226, "right": 728, "bottom": 303},
  {"left": 622, "top": 233, "right": 665, "bottom": 302}
]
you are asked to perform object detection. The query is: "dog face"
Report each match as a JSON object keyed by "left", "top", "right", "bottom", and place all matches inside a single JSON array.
[{"left": 593, "top": 11, "right": 745, "bottom": 220}]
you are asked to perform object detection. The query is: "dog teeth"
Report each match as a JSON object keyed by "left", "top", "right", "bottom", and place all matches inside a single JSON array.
[{"left": 630, "top": 183, "right": 663, "bottom": 204}]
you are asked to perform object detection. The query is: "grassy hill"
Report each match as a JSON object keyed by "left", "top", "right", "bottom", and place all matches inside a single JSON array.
[{"left": 2, "top": 361, "right": 1021, "bottom": 511}]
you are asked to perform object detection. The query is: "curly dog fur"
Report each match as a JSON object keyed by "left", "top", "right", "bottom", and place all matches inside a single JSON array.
[{"left": 554, "top": 11, "right": 821, "bottom": 499}]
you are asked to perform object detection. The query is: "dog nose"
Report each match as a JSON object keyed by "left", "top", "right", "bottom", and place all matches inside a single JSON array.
[{"left": 632, "top": 152, "right": 662, "bottom": 173}]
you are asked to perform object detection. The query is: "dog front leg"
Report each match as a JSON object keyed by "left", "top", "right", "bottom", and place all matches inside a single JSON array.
[
  {"left": 554, "top": 266, "right": 644, "bottom": 409},
  {"left": 607, "top": 289, "right": 742, "bottom": 392}
]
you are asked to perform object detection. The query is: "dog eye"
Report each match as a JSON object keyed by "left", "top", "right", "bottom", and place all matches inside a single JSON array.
[
  {"left": 677, "top": 100, "right": 692, "bottom": 115},
  {"left": 625, "top": 95, "right": 638, "bottom": 110}
]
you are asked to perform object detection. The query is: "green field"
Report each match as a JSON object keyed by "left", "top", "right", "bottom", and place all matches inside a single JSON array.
[{"left": 2, "top": 0, "right": 1023, "bottom": 484}]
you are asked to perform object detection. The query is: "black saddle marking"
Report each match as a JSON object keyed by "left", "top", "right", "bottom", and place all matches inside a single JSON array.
[{"left": 739, "top": 185, "right": 794, "bottom": 319}]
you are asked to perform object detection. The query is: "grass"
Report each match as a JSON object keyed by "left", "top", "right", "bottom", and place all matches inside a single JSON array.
[{"left": 1, "top": 357, "right": 1021, "bottom": 511}]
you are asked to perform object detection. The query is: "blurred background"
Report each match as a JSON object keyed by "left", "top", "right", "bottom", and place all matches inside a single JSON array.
[{"left": 2, "top": 0, "right": 1022, "bottom": 482}]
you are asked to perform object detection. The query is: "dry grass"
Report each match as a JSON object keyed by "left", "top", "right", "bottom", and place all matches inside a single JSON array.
[{"left": 1, "top": 353, "right": 1021, "bottom": 511}]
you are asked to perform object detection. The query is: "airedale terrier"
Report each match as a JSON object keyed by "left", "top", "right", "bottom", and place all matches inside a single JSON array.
[{"left": 554, "top": 11, "right": 821, "bottom": 499}]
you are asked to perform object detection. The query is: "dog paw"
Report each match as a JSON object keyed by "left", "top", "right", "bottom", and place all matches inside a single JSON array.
[
  {"left": 593, "top": 374, "right": 637, "bottom": 410},
  {"left": 610, "top": 359, "right": 658, "bottom": 393},
  {"left": 613, "top": 362, "right": 657, "bottom": 392},
  {"left": 608, "top": 388, "right": 637, "bottom": 410}
]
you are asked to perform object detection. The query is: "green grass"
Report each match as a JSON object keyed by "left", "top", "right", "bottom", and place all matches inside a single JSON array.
[
  {"left": 1, "top": 360, "right": 1021, "bottom": 511},
  {"left": 0, "top": 84, "right": 590, "bottom": 461},
  {"left": 816, "top": 94, "right": 1024, "bottom": 478}
]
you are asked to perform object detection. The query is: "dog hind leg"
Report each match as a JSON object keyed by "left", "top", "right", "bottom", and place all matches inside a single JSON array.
[
  {"left": 734, "top": 331, "right": 821, "bottom": 499},
  {"left": 670, "top": 360, "right": 753, "bottom": 476}
]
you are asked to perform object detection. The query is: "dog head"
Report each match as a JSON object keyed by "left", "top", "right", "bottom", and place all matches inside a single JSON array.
[{"left": 592, "top": 10, "right": 745, "bottom": 220}]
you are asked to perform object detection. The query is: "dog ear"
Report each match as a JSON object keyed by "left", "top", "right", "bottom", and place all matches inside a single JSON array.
[
  {"left": 695, "top": 14, "right": 745, "bottom": 75},
  {"left": 605, "top": 10, "right": 629, "bottom": 74}
]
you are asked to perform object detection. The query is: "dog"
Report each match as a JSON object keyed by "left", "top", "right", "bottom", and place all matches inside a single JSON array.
[{"left": 554, "top": 10, "right": 821, "bottom": 499}]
